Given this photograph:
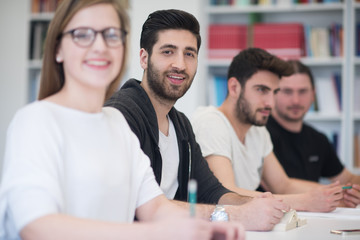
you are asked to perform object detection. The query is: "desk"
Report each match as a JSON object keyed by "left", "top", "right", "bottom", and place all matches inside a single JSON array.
[{"left": 246, "top": 210, "right": 360, "bottom": 239}]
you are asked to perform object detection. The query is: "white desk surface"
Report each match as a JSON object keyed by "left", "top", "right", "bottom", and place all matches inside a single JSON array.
[{"left": 246, "top": 208, "right": 360, "bottom": 240}]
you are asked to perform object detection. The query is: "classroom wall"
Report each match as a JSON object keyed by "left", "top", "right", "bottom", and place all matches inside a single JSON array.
[{"left": 0, "top": 1, "right": 29, "bottom": 177}]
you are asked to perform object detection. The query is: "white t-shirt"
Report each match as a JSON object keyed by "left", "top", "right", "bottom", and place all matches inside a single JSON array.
[
  {"left": 0, "top": 101, "right": 162, "bottom": 239},
  {"left": 191, "top": 106, "right": 273, "bottom": 190},
  {"left": 159, "top": 117, "right": 179, "bottom": 199}
]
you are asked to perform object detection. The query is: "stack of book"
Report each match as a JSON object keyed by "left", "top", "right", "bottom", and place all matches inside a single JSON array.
[
  {"left": 31, "top": 0, "right": 62, "bottom": 13},
  {"left": 313, "top": 73, "right": 342, "bottom": 115},
  {"left": 209, "top": 76, "right": 228, "bottom": 107},
  {"left": 29, "top": 22, "right": 50, "bottom": 60},
  {"left": 252, "top": 23, "right": 305, "bottom": 59},
  {"left": 208, "top": 24, "right": 247, "bottom": 59}
]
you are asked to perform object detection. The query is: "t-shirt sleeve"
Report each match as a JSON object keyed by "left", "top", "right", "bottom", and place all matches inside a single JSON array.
[
  {"left": 192, "top": 111, "right": 233, "bottom": 161},
  {"left": 262, "top": 127, "right": 274, "bottom": 158},
  {"left": 135, "top": 153, "right": 163, "bottom": 208},
  {"left": 113, "top": 109, "right": 163, "bottom": 209},
  {"left": 0, "top": 106, "right": 63, "bottom": 236},
  {"left": 320, "top": 134, "right": 344, "bottom": 177}
]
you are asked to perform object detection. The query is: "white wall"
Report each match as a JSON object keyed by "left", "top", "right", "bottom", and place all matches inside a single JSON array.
[
  {"left": 0, "top": 1, "right": 29, "bottom": 176},
  {"left": 128, "top": 0, "right": 206, "bottom": 117}
]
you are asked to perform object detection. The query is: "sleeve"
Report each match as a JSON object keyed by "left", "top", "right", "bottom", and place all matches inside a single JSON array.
[
  {"left": 192, "top": 111, "right": 233, "bottom": 161},
  {"left": 262, "top": 127, "right": 274, "bottom": 158},
  {"left": 135, "top": 159, "right": 163, "bottom": 208},
  {"left": 188, "top": 116, "right": 231, "bottom": 204},
  {"left": 0, "top": 106, "right": 63, "bottom": 235},
  {"left": 320, "top": 134, "right": 344, "bottom": 177},
  {"left": 112, "top": 110, "right": 163, "bottom": 208}
]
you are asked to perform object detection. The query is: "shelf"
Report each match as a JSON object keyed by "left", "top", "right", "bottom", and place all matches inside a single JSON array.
[
  {"left": 206, "top": 57, "right": 343, "bottom": 68},
  {"left": 352, "top": 167, "right": 360, "bottom": 175},
  {"left": 355, "top": 113, "right": 360, "bottom": 121},
  {"left": 305, "top": 112, "right": 342, "bottom": 121},
  {"left": 354, "top": 57, "right": 360, "bottom": 65},
  {"left": 30, "top": 12, "right": 54, "bottom": 21},
  {"left": 206, "top": 3, "right": 344, "bottom": 14},
  {"left": 28, "top": 59, "right": 43, "bottom": 69}
]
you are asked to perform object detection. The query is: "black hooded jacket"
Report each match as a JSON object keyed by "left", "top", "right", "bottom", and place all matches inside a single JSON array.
[{"left": 105, "top": 79, "right": 230, "bottom": 203}]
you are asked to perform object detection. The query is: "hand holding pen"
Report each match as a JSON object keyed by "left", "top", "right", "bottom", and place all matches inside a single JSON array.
[
  {"left": 186, "top": 179, "right": 246, "bottom": 240},
  {"left": 342, "top": 183, "right": 360, "bottom": 208}
]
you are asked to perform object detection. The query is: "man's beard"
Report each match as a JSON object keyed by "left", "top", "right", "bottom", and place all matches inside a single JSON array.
[
  {"left": 146, "top": 58, "right": 194, "bottom": 102},
  {"left": 275, "top": 105, "right": 305, "bottom": 123},
  {"left": 235, "top": 91, "right": 270, "bottom": 126}
]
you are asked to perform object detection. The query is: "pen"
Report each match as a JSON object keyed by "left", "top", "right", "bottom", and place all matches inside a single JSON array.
[
  {"left": 342, "top": 186, "right": 352, "bottom": 190},
  {"left": 188, "top": 179, "right": 197, "bottom": 217}
]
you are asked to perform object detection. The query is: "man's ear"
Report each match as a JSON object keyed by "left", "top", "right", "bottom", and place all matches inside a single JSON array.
[
  {"left": 139, "top": 48, "right": 148, "bottom": 70},
  {"left": 228, "top": 77, "right": 242, "bottom": 99},
  {"left": 311, "top": 88, "right": 316, "bottom": 104}
]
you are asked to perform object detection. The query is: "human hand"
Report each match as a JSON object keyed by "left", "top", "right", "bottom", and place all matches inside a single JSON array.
[
  {"left": 153, "top": 217, "right": 245, "bottom": 240},
  {"left": 342, "top": 183, "right": 360, "bottom": 208},
  {"left": 304, "top": 181, "right": 342, "bottom": 212},
  {"left": 210, "top": 221, "right": 245, "bottom": 240},
  {"left": 233, "top": 192, "right": 289, "bottom": 231}
]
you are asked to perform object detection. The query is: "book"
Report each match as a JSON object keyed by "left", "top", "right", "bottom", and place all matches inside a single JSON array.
[
  {"left": 252, "top": 23, "right": 305, "bottom": 59},
  {"left": 354, "top": 77, "right": 360, "bottom": 112},
  {"left": 32, "top": 0, "right": 40, "bottom": 13},
  {"left": 30, "top": 22, "right": 49, "bottom": 60},
  {"left": 213, "top": 76, "right": 228, "bottom": 106},
  {"left": 29, "top": 70, "right": 42, "bottom": 102},
  {"left": 354, "top": 133, "right": 360, "bottom": 168},
  {"left": 314, "top": 77, "right": 339, "bottom": 114},
  {"left": 208, "top": 24, "right": 247, "bottom": 59},
  {"left": 316, "top": 27, "right": 330, "bottom": 57},
  {"left": 32, "top": 22, "right": 44, "bottom": 60},
  {"left": 332, "top": 73, "right": 342, "bottom": 111}
]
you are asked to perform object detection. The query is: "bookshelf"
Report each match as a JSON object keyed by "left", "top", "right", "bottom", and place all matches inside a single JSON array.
[
  {"left": 203, "top": 0, "right": 360, "bottom": 173},
  {"left": 28, "top": 1, "right": 58, "bottom": 102},
  {"left": 354, "top": 1, "right": 360, "bottom": 172}
]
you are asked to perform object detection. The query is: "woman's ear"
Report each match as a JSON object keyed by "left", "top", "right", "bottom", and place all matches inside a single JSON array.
[
  {"left": 139, "top": 48, "right": 148, "bottom": 70},
  {"left": 56, "top": 46, "right": 63, "bottom": 63}
]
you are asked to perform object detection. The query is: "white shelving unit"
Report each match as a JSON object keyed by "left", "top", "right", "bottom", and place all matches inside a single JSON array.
[
  {"left": 203, "top": 0, "right": 359, "bottom": 172},
  {"left": 354, "top": 1, "right": 360, "bottom": 174},
  {"left": 27, "top": 12, "right": 54, "bottom": 102}
]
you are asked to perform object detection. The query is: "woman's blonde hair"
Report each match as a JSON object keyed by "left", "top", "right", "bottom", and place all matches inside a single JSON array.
[{"left": 38, "top": 0, "right": 129, "bottom": 101}]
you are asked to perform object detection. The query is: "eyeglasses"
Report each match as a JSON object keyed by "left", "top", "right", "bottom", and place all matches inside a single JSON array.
[{"left": 61, "top": 27, "right": 127, "bottom": 48}]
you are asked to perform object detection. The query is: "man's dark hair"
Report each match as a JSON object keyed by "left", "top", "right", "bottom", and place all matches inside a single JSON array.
[
  {"left": 286, "top": 59, "right": 315, "bottom": 88},
  {"left": 228, "top": 48, "right": 294, "bottom": 88},
  {"left": 140, "top": 9, "right": 201, "bottom": 56}
]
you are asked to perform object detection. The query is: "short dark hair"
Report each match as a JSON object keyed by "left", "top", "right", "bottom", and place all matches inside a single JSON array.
[
  {"left": 286, "top": 59, "right": 315, "bottom": 89},
  {"left": 140, "top": 9, "right": 201, "bottom": 56},
  {"left": 228, "top": 48, "right": 294, "bottom": 88}
]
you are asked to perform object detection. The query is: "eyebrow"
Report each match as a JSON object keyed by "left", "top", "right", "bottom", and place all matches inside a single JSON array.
[
  {"left": 253, "top": 84, "right": 271, "bottom": 90},
  {"left": 159, "top": 44, "right": 198, "bottom": 54}
]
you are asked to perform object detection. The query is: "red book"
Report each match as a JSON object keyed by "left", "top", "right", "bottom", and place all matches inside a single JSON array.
[
  {"left": 252, "top": 23, "right": 305, "bottom": 59},
  {"left": 208, "top": 24, "right": 247, "bottom": 59}
]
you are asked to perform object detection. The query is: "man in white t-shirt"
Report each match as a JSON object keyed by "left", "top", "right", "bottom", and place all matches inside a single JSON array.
[{"left": 192, "top": 48, "right": 360, "bottom": 212}]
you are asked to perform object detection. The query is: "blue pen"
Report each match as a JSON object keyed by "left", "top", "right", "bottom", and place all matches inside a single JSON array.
[{"left": 188, "top": 179, "right": 197, "bottom": 217}]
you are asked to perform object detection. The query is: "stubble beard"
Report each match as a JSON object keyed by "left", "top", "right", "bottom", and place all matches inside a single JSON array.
[
  {"left": 235, "top": 91, "right": 270, "bottom": 127},
  {"left": 275, "top": 105, "right": 305, "bottom": 123},
  {"left": 146, "top": 58, "right": 194, "bottom": 102}
]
